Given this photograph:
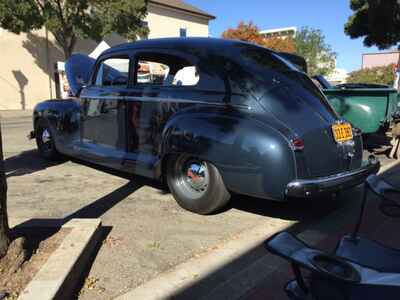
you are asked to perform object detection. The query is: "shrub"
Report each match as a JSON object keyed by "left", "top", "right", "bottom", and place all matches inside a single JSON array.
[{"left": 347, "top": 64, "right": 395, "bottom": 86}]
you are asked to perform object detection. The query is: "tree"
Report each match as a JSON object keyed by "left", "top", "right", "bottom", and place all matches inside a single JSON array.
[
  {"left": 294, "top": 27, "right": 337, "bottom": 76},
  {"left": 345, "top": 0, "right": 400, "bottom": 49},
  {"left": 264, "top": 36, "right": 296, "bottom": 53},
  {"left": 221, "top": 21, "right": 296, "bottom": 53},
  {"left": 347, "top": 64, "right": 395, "bottom": 85},
  {"left": 0, "top": 0, "right": 149, "bottom": 59},
  {"left": 0, "top": 122, "right": 9, "bottom": 258},
  {"left": 222, "top": 21, "right": 265, "bottom": 46}
]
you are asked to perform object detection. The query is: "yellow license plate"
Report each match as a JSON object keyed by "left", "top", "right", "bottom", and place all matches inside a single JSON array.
[{"left": 332, "top": 123, "right": 353, "bottom": 143}]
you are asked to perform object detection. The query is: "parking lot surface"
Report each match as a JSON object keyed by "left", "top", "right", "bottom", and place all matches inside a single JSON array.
[{"left": 1, "top": 110, "right": 395, "bottom": 299}]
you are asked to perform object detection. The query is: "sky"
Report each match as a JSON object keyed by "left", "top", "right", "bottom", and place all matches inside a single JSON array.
[{"left": 185, "top": 0, "right": 391, "bottom": 72}]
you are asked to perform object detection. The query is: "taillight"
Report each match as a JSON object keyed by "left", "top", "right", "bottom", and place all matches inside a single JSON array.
[{"left": 290, "top": 137, "right": 305, "bottom": 151}]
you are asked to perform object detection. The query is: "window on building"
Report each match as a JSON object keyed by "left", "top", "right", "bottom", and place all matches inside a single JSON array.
[
  {"left": 134, "top": 53, "right": 199, "bottom": 87},
  {"left": 180, "top": 28, "right": 187, "bottom": 38},
  {"left": 94, "top": 57, "right": 130, "bottom": 87},
  {"left": 141, "top": 21, "right": 149, "bottom": 40}
]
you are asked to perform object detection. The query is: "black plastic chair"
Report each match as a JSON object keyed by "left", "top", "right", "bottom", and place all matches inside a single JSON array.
[{"left": 336, "top": 174, "right": 400, "bottom": 272}]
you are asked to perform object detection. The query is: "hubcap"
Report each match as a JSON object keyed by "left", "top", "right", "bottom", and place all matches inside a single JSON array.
[
  {"left": 185, "top": 162, "right": 209, "bottom": 192},
  {"left": 176, "top": 158, "right": 210, "bottom": 199},
  {"left": 42, "top": 129, "right": 51, "bottom": 144}
]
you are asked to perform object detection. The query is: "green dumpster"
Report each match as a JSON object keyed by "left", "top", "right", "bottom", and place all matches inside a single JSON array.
[{"left": 323, "top": 88, "right": 399, "bottom": 134}]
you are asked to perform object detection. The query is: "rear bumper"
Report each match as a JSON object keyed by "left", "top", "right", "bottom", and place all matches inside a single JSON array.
[{"left": 285, "top": 157, "right": 380, "bottom": 198}]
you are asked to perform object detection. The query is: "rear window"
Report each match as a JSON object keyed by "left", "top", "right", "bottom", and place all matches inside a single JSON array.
[
  {"left": 204, "top": 44, "right": 297, "bottom": 96},
  {"left": 239, "top": 47, "right": 295, "bottom": 73}
]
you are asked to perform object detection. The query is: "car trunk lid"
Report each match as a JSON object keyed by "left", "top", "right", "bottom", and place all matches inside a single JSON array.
[{"left": 255, "top": 72, "right": 359, "bottom": 178}]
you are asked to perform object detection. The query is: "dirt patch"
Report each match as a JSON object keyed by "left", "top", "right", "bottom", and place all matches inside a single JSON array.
[{"left": 0, "top": 226, "right": 70, "bottom": 300}]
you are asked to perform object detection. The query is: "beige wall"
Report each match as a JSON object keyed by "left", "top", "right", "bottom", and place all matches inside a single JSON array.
[
  {"left": 0, "top": 5, "right": 211, "bottom": 110},
  {"left": 0, "top": 28, "right": 101, "bottom": 110},
  {"left": 146, "top": 4, "right": 209, "bottom": 38},
  {"left": 0, "top": 28, "right": 53, "bottom": 110}
]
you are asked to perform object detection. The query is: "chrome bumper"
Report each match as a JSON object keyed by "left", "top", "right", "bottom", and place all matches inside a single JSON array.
[{"left": 285, "top": 157, "right": 380, "bottom": 198}]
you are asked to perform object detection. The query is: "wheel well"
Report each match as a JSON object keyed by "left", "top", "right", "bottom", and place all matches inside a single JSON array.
[
  {"left": 160, "top": 153, "right": 174, "bottom": 183},
  {"left": 33, "top": 116, "right": 42, "bottom": 130}
]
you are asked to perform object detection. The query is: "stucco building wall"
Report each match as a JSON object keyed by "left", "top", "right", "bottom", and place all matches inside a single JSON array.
[
  {"left": 146, "top": 3, "right": 209, "bottom": 38},
  {"left": 0, "top": 28, "right": 100, "bottom": 110}
]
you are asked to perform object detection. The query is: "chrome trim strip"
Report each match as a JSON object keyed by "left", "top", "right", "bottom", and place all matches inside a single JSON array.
[{"left": 81, "top": 95, "right": 251, "bottom": 109}]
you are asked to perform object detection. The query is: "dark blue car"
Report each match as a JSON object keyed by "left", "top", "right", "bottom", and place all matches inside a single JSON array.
[{"left": 31, "top": 38, "right": 379, "bottom": 214}]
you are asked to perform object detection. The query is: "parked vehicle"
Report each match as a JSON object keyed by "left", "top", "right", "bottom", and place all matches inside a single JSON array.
[
  {"left": 313, "top": 75, "right": 400, "bottom": 136},
  {"left": 30, "top": 38, "right": 379, "bottom": 214}
]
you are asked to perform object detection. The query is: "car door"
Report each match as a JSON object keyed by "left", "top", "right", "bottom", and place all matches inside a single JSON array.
[
  {"left": 122, "top": 49, "right": 213, "bottom": 178},
  {"left": 79, "top": 54, "right": 131, "bottom": 169}
]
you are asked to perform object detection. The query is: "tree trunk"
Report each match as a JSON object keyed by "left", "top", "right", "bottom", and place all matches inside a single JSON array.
[
  {"left": 51, "top": 30, "right": 75, "bottom": 60},
  {"left": 60, "top": 34, "right": 77, "bottom": 60},
  {"left": 0, "top": 119, "right": 9, "bottom": 258},
  {"left": 62, "top": 46, "right": 72, "bottom": 60}
]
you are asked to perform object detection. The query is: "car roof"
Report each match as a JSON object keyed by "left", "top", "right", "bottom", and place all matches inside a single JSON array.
[{"left": 102, "top": 37, "right": 266, "bottom": 56}]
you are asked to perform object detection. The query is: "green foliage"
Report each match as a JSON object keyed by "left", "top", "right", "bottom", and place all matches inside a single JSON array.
[
  {"left": 347, "top": 64, "right": 395, "bottom": 85},
  {"left": 94, "top": 0, "right": 148, "bottom": 41},
  {"left": 345, "top": 0, "right": 400, "bottom": 49},
  {"left": 294, "top": 27, "right": 337, "bottom": 77},
  {"left": 0, "top": 0, "right": 148, "bottom": 58}
]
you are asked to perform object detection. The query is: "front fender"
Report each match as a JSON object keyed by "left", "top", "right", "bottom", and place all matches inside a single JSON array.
[
  {"left": 161, "top": 111, "right": 296, "bottom": 200},
  {"left": 33, "top": 99, "right": 80, "bottom": 146}
]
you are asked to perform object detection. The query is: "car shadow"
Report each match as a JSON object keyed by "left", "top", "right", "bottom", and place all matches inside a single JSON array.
[
  {"left": 4, "top": 150, "right": 62, "bottom": 178},
  {"left": 231, "top": 193, "right": 344, "bottom": 219},
  {"left": 63, "top": 181, "right": 143, "bottom": 221},
  {"left": 69, "top": 157, "right": 168, "bottom": 190},
  {"left": 211, "top": 190, "right": 348, "bottom": 227}
]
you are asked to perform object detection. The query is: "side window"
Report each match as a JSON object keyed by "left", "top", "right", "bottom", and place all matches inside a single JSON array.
[
  {"left": 135, "top": 53, "right": 199, "bottom": 87},
  {"left": 94, "top": 57, "right": 130, "bottom": 87}
]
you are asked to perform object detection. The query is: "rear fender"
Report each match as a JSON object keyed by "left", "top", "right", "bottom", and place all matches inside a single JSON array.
[{"left": 159, "top": 112, "right": 296, "bottom": 200}]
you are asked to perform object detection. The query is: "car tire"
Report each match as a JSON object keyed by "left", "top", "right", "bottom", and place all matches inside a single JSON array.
[
  {"left": 166, "top": 155, "right": 231, "bottom": 214},
  {"left": 35, "top": 118, "right": 61, "bottom": 160}
]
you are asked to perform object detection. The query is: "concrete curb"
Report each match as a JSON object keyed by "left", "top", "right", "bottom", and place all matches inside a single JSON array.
[
  {"left": 114, "top": 219, "right": 294, "bottom": 300},
  {"left": 14, "top": 218, "right": 102, "bottom": 300}
]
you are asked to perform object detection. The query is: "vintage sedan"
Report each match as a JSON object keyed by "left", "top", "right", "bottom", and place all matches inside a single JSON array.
[{"left": 30, "top": 38, "right": 379, "bottom": 214}]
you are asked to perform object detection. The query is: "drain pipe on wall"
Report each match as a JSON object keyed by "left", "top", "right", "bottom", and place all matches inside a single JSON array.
[{"left": 45, "top": 27, "right": 53, "bottom": 99}]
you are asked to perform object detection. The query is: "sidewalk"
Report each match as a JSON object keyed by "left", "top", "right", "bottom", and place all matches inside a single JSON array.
[{"left": 242, "top": 161, "right": 400, "bottom": 300}]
